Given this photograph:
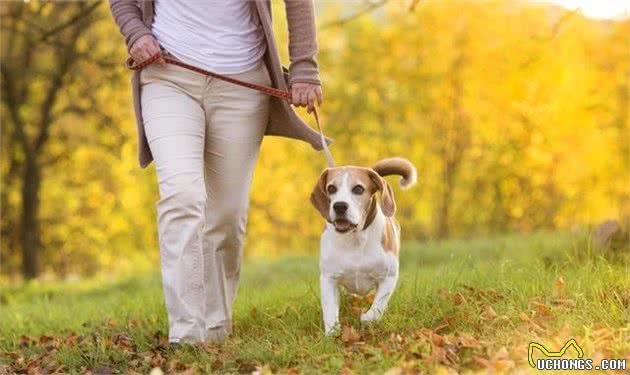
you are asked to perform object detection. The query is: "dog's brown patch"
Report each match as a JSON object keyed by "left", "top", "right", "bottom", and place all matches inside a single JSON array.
[
  {"left": 362, "top": 196, "right": 378, "bottom": 229},
  {"left": 382, "top": 217, "right": 400, "bottom": 255}
]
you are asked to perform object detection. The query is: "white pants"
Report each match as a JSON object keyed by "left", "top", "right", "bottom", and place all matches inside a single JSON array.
[{"left": 140, "top": 61, "right": 270, "bottom": 343}]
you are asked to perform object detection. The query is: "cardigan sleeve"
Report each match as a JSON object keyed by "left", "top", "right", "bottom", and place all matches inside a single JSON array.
[
  {"left": 108, "top": 0, "right": 153, "bottom": 52},
  {"left": 284, "top": 0, "right": 321, "bottom": 86}
]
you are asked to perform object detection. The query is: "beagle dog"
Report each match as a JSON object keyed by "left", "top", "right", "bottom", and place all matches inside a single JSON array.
[{"left": 310, "top": 157, "right": 417, "bottom": 335}]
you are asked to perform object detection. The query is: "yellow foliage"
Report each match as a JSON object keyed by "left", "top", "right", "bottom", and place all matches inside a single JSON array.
[{"left": 1, "top": 1, "right": 628, "bottom": 277}]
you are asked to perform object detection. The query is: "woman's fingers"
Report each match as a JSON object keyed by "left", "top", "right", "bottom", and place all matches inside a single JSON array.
[
  {"left": 130, "top": 34, "right": 161, "bottom": 63},
  {"left": 291, "top": 83, "right": 323, "bottom": 111},
  {"left": 315, "top": 86, "right": 323, "bottom": 106},
  {"left": 307, "top": 90, "right": 317, "bottom": 113},
  {"left": 291, "top": 86, "right": 305, "bottom": 107},
  {"left": 299, "top": 91, "right": 308, "bottom": 107},
  {"left": 136, "top": 49, "right": 150, "bottom": 63},
  {"left": 148, "top": 38, "right": 166, "bottom": 64}
]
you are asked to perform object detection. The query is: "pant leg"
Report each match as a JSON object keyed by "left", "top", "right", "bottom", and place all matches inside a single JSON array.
[
  {"left": 140, "top": 64, "right": 208, "bottom": 343},
  {"left": 201, "top": 61, "right": 271, "bottom": 332}
]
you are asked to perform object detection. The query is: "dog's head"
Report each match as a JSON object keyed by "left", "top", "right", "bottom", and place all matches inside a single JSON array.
[{"left": 310, "top": 166, "right": 396, "bottom": 233}]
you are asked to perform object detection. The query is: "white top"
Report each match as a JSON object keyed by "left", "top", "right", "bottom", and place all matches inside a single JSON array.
[{"left": 152, "top": 0, "right": 266, "bottom": 75}]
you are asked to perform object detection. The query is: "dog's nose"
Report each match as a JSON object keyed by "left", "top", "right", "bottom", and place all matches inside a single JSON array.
[{"left": 333, "top": 202, "right": 348, "bottom": 215}]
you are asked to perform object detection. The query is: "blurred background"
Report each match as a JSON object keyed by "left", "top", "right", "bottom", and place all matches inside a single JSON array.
[{"left": 1, "top": 0, "right": 628, "bottom": 281}]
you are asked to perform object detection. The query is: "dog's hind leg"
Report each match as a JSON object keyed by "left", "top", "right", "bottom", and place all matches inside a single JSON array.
[
  {"left": 361, "top": 273, "right": 398, "bottom": 322},
  {"left": 320, "top": 275, "right": 340, "bottom": 335}
]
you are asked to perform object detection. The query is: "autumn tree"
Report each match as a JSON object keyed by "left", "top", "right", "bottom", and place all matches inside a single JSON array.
[{"left": 1, "top": 1, "right": 131, "bottom": 279}]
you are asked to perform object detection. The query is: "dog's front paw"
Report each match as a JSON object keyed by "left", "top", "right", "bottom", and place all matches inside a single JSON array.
[{"left": 360, "top": 309, "right": 382, "bottom": 322}]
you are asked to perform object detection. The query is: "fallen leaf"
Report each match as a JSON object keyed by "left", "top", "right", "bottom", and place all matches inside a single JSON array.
[
  {"left": 531, "top": 302, "right": 553, "bottom": 317},
  {"left": 552, "top": 298, "right": 576, "bottom": 307},
  {"left": 341, "top": 325, "right": 361, "bottom": 344},
  {"left": 518, "top": 312, "right": 530, "bottom": 322},
  {"left": 455, "top": 333, "right": 480, "bottom": 349},
  {"left": 351, "top": 306, "right": 363, "bottom": 317},
  {"left": 452, "top": 292, "right": 467, "bottom": 305},
  {"left": 482, "top": 305, "right": 497, "bottom": 320},
  {"left": 431, "top": 333, "right": 445, "bottom": 347},
  {"left": 554, "top": 276, "right": 565, "bottom": 296}
]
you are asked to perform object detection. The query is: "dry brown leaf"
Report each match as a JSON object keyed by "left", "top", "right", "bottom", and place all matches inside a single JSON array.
[
  {"left": 552, "top": 298, "right": 576, "bottom": 307},
  {"left": 455, "top": 333, "right": 480, "bottom": 349},
  {"left": 482, "top": 305, "right": 498, "bottom": 320},
  {"left": 211, "top": 359, "right": 223, "bottom": 371},
  {"left": 554, "top": 276, "right": 565, "bottom": 296},
  {"left": 452, "top": 292, "right": 467, "bottom": 305},
  {"left": 351, "top": 306, "right": 363, "bottom": 317},
  {"left": 341, "top": 325, "right": 361, "bottom": 344},
  {"left": 518, "top": 312, "right": 530, "bottom": 322},
  {"left": 431, "top": 333, "right": 445, "bottom": 347},
  {"left": 531, "top": 302, "right": 553, "bottom": 317},
  {"left": 338, "top": 367, "right": 354, "bottom": 375}
]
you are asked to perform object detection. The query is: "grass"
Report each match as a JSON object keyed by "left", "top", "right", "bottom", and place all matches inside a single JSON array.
[{"left": 1, "top": 231, "right": 629, "bottom": 374}]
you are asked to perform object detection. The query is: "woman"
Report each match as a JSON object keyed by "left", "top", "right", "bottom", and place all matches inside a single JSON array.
[{"left": 109, "top": 0, "right": 325, "bottom": 344}]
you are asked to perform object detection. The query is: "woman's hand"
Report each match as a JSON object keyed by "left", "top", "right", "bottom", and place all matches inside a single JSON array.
[
  {"left": 130, "top": 34, "right": 164, "bottom": 64},
  {"left": 291, "top": 83, "right": 323, "bottom": 113}
]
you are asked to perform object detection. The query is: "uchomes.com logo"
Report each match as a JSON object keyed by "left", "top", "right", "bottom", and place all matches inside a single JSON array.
[{"left": 528, "top": 339, "right": 627, "bottom": 371}]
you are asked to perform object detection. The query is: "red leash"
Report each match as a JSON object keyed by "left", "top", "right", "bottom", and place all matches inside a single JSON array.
[{"left": 128, "top": 52, "right": 335, "bottom": 167}]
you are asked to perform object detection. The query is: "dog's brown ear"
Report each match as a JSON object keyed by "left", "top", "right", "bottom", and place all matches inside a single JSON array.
[
  {"left": 310, "top": 169, "right": 330, "bottom": 220},
  {"left": 368, "top": 169, "right": 396, "bottom": 217}
]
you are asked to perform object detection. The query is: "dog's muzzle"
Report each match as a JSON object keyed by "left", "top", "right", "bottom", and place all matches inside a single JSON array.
[{"left": 332, "top": 218, "right": 357, "bottom": 233}]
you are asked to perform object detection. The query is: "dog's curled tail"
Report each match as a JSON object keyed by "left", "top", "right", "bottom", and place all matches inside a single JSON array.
[{"left": 372, "top": 157, "right": 417, "bottom": 189}]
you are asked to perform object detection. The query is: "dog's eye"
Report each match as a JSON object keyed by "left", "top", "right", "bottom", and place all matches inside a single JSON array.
[
  {"left": 327, "top": 185, "right": 337, "bottom": 194},
  {"left": 352, "top": 185, "right": 365, "bottom": 195}
]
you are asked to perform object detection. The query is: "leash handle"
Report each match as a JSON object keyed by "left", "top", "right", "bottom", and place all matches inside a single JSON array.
[{"left": 128, "top": 52, "right": 335, "bottom": 167}]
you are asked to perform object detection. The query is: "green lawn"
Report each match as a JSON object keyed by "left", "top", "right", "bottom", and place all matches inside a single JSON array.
[{"left": 1, "top": 231, "right": 629, "bottom": 374}]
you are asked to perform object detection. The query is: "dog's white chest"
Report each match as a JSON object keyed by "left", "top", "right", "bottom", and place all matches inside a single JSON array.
[{"left": 319, "top": 223, "right": 398, "bottom": 296}]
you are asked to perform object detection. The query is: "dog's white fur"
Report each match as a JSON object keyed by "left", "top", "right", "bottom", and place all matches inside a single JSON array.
[{"left": 310, "top": 158, "right": 417, "bottom": 335}]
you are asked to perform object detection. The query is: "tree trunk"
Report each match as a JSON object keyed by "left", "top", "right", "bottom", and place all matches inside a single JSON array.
[{"left": 21, "top": 157, "right": 41, "bottom": 279}]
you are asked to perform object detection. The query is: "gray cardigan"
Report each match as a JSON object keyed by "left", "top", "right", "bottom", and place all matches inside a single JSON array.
[{"left": 109, "top": 0, "right": 329, "bottom": 168}]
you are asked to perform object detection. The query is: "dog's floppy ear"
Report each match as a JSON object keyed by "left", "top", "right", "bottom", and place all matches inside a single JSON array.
[
  {"left": 368, "top": 169, "right": 396, "bottom": 217},
  {"left": 310, "top": 169, "right": 330, "bottom": 220}
]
